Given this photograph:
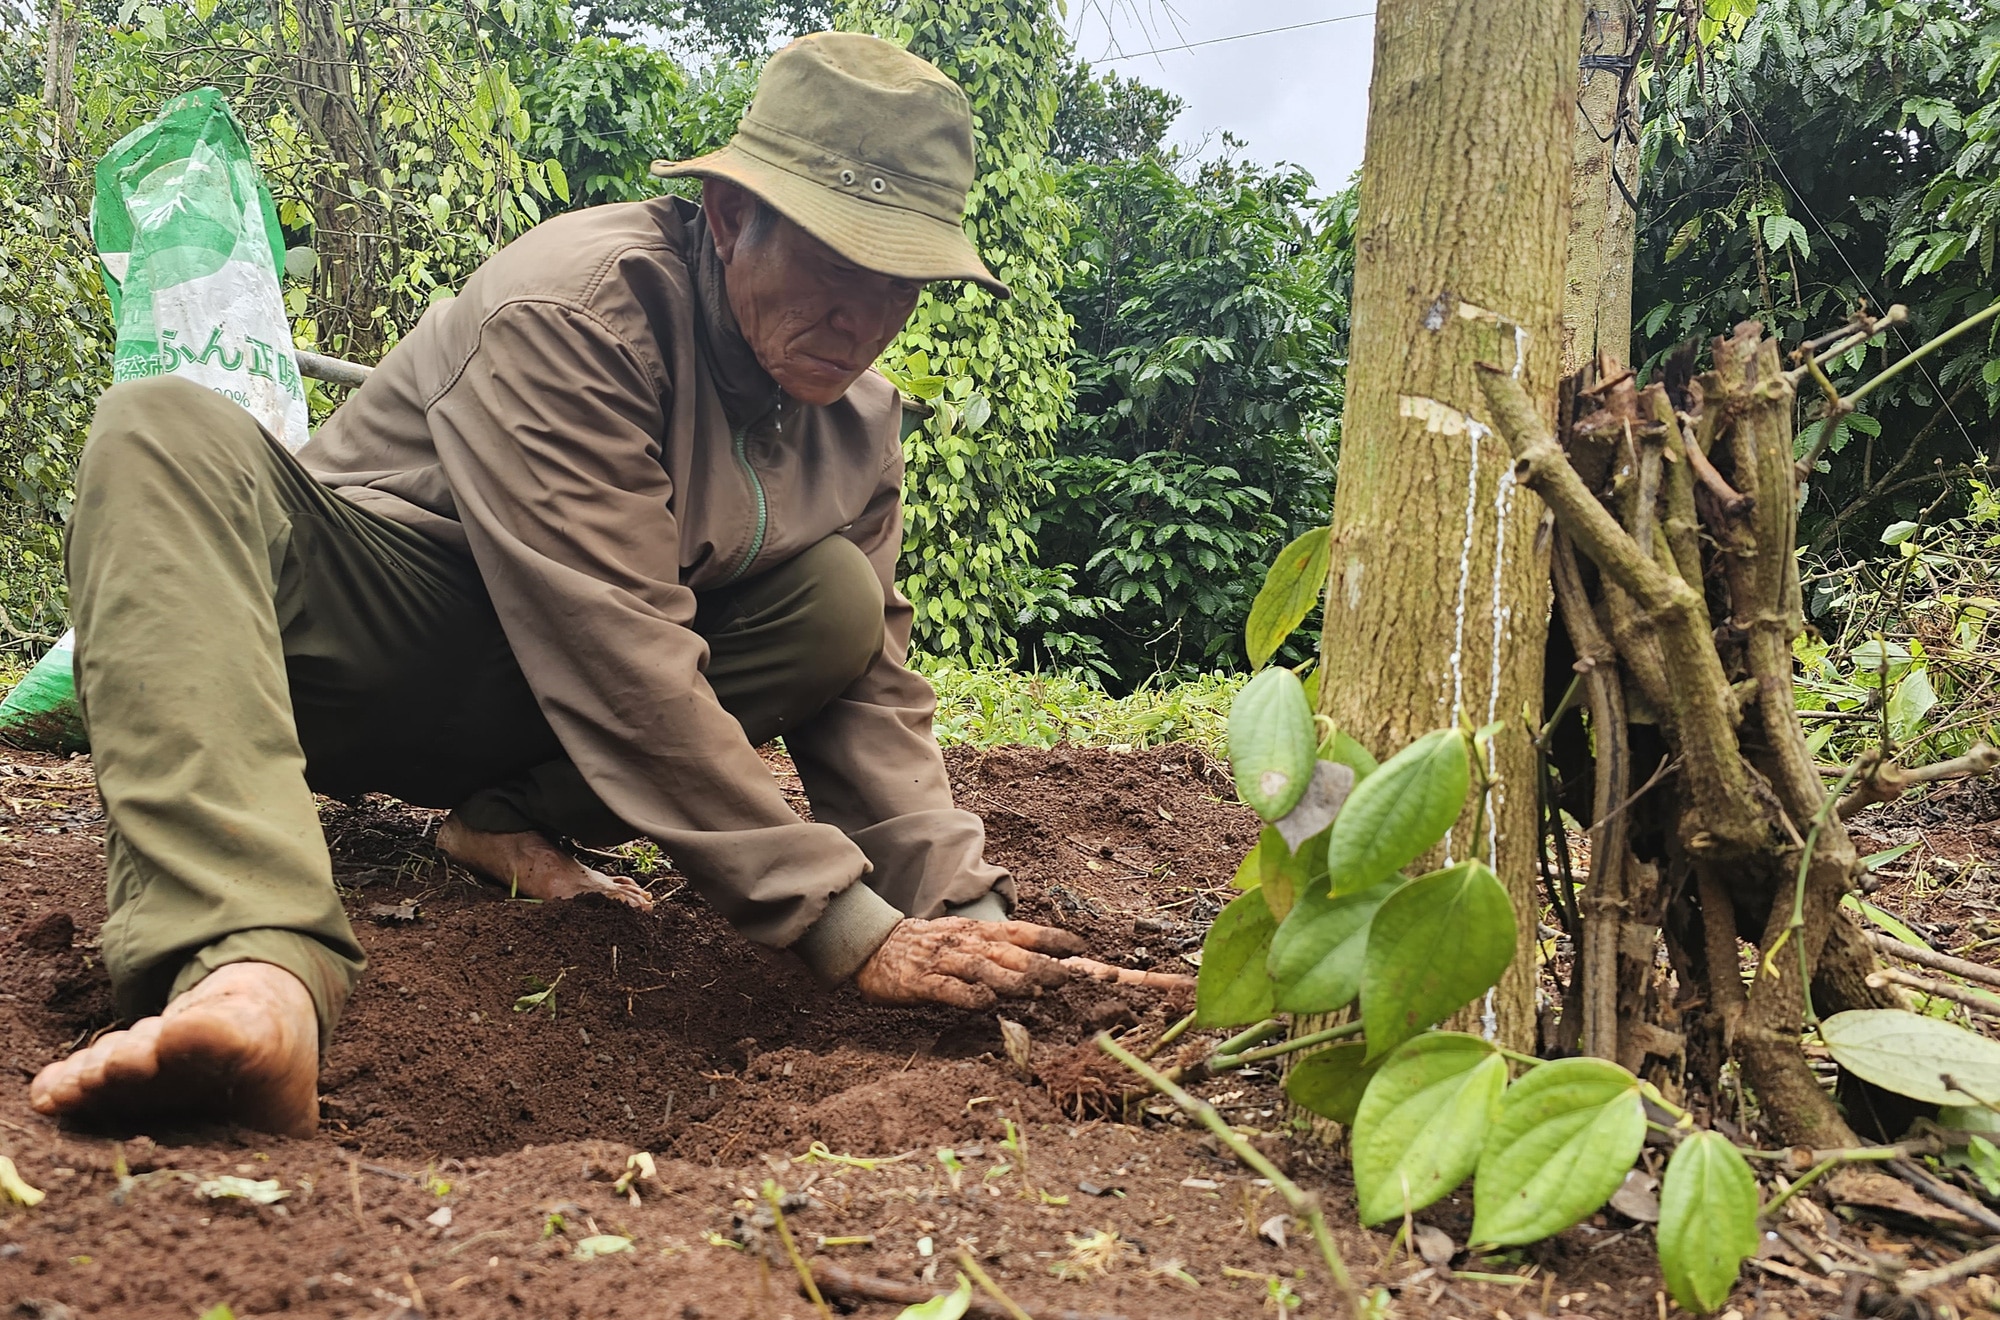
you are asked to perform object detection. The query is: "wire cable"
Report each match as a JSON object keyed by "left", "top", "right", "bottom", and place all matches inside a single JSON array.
[
  {"left": 1091, "top": 10, "right": 1376, "bottom": 63},
  {"left": 1744, "top": 118, "right": 1977, "bottom": 454}
]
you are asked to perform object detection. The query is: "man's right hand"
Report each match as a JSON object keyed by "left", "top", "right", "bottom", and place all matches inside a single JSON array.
[{"left": 855, "top": 916, "right": 1085, "bottom": 1009}]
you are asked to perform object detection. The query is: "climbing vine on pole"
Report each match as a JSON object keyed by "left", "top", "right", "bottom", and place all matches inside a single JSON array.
[{"left": 836, "top": 0, "right": 1076, "bottom": 663}]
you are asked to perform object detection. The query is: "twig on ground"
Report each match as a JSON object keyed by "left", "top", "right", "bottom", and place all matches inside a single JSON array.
[
  {"left": 1865, "top": 966, "right": 2000, "bottom": 1016},
  {"left": 1899, "top": 1238, "right": 2000, "bottom": 1296},
  {"left": 1889, "top": 1157, "right": 2000, "bottom": 1236},
  {"left": 808, "top": 1259, "right": 1131, "bottom": 1320},
  {"left": 1866, "top": 932, "right": 2000, "bottom": 990},
  {"left": 762, "top": 1180, "right": 833, "bottom": 1320},
  {"left": 1061, "top": 957, "right": 1195, "bottom": 992},
  {"left": 1096, "top": 1031, "right": 1360, "bottom": 1318}
]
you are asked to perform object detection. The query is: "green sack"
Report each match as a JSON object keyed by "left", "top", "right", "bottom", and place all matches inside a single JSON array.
[
  {"left": 0, "top": 89, "right": 306, "bottom": 755},
  {"left": 0, "top": 632, "right": 85, "bottom": 753},
  {"left": 93, "top": 85, "right": 309, "bottom": 449}
]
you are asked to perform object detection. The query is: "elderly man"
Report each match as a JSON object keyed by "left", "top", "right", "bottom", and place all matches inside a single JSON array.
[{"left": 30, "top": 32, "right": 1096, "bottom": 1138}]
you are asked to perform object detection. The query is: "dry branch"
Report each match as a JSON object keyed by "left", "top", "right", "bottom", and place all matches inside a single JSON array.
[
  {"left": 1838, "top": 744, "right": 2000, "bottom": 820},
  {"left": 1866, "top": 932, "right": 2000, "bottom": 990}
]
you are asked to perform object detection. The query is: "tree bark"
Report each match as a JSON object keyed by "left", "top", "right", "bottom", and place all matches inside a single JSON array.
[
  {"left": 1317, "top": 0, "right": 1583, "bottom": 1052},
  {"left": 1560, "top": 1, "right": 1641, "bottom": 375},
  {"left": 40, "top": 0, "right": 78, "bottom": 184},
  {"left": 291, "top": 0, "right": 387, "bottom": 358}
]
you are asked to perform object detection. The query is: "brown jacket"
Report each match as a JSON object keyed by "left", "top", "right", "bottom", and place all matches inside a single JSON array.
[{"left": 299, "top": 196, "right": 1008, "bottom": 974}]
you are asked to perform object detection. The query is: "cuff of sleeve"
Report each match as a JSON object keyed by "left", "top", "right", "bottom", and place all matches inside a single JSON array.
[
  {"left": 943, "top": 891, "right": 1010, "bottom": 923},
  {"left": 791, "top": 881, "right": 905, "bottom": 985}
]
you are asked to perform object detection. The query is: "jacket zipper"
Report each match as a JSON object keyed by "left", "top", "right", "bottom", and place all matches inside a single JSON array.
[{"left": 720, "top": 418, "right": 769, "bottom": 585}]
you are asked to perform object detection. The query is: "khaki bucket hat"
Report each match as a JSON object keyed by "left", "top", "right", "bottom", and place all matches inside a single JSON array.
[{"left": 652, "top": 32, "right": 1010, "bottom": 298}]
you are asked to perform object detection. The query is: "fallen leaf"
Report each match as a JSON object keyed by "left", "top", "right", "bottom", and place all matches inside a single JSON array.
[
  {"left": 1609, "top": 1169, "right": 1660, "bottom": 1223},
  {"left": 572, "top": 1234, "right": 634, "bottom": 1260},
  {"left": 425, "top": 1205, "right": 453, "bottom": 1228},
  {"left": 367, "top": 901, "right": 421, "bottom": 924},
  {"left": 997, "top": 1017, "right": 1033, "bottom": 1078},
  {"left": 0, "top": 1155, "right": 45, "bottom": 1207},
  {"left": 197, "top": 1176, "right": 288, "bottom": 1204},
  {"left": 1259, "top": 1212, "right": 1292, "bottom": 1249},
  {"left": 1414, "top": 1223, "right": 1455, "bottom": 1266},
  {"left": 1824, "top": 1168, "right": 1976, "bottom": 1232}
]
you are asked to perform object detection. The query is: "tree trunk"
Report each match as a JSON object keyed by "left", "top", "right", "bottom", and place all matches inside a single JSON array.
[
  {"left": 1560, "top": 1, "right": 1642, "bottom": 376},
  {"left": 291, "top": 0, "right": 387, "bottom": 359},
  {"left": 1317, "top": 0, "right": 1583, "bottom": 1052},
  {"left": 40, "top": 0, "right": 78, "bottom": 185}
]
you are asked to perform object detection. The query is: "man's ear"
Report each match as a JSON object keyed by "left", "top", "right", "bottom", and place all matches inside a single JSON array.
[{"left": 703, "top": 178, "right": 752, "bottom": 266}]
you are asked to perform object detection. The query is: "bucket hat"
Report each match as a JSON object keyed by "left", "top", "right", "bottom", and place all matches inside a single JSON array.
[{"left": 652, "top": 32, "right": 1010, "bottom": 298}]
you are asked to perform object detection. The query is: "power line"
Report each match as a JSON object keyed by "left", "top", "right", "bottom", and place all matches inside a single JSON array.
[
  {"left": 1092, "top": 10, "right": 1376, "bottom": 63},
  {"left": 1744, "top": 119, "right": 1977, "bottom": 455}
]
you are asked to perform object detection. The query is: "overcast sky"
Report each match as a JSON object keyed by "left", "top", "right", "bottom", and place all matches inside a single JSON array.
[{"left": 1069, "top": 1, "right": 1377, "bottom": 195}]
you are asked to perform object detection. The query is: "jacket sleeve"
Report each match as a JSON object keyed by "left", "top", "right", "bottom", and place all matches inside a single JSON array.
[
  {"left": 781, "top": 446, "right": 1014, "bottom": 920},
  {"left": 424, "top": 299, "right": 887, "bottom": 953}
]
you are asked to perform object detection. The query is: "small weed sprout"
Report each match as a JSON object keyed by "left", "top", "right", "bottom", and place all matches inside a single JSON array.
[
  {"left": 1051, "top": 1228, "right": 1138, "bottom": 1281},
  {"left": 620, "top": 841, "right": 664, "bottom": 875},
  {"left": 514, "top": 969, "right": 566, "bottom": 1018}
]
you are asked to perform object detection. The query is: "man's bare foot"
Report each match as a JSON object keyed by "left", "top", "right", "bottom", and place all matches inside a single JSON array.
[
  {"left": 436, "top": 813, "right": 654, "bottom": 911},
  {"left": 29, "top": 962, "right": 319, "bottom": 1138}
]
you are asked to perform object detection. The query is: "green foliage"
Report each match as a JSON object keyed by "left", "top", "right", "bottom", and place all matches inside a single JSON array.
[
  {"left": 1658, "top": 1132, "right": 1760, "bottom": 1314},
  {"left": 1470, "top": 1058, "right": 1647, "bottom": 1248},
  {"left": 1636, "top": 0, "right": 2000, "bottom": 550},
  {"left": 1226, "top": 666, "right": 1316, "bottom": 823},
  {"left": 1325, "top": 730, "right": 1471, "bottom": 895},
  {"left": 1819, "top": 1007, "right": 2000, "bottom": 1105},
  {"left": 1267, "top": 876, "right": 1398, "bottom": 1016},
  {"left": 1192, "top": 889, "right": 1277, "bottom": 1029},
  {"left": 1245, "top": 526, "right": 1330, "bottom": 671},
  {"left": 840, "top": 0, "right": 1076, "bottom": 665},
  {"left": 1359, "top": 862, "right": 1516, "bottom": 1062},
  {"left": 1021, "top": 156, "right": 1353, "bottom": 683},
  {"left": 1048, "top": 57, "right": 1182, "bottom": 166},
  {"left": 919, "top": 661, "right": 1237, "bottom": 756},
  {"left": 1279, "top": 1041, "right": 1375, "bottom": 1127},
  {"left": 0, "top": 100, "right": 107, "bottom": 649},
  {"left": 1349, "top": 1033, "right": 1506, "bottom": 1226}
]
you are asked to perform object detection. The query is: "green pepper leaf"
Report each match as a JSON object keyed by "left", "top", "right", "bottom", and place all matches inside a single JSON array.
[
  {"left": 1350, "top": 1032, "right": 1507, "bottom": 1225},
  {"left": 1820, "top": 1008, "right": 2000, "bottom": 1104},
  {"left": 1325, "top": 729, "right": 1469, "bottom": 893},
  {"left": 1657, "top": 1131, "right": 1758, "bottom": 1314},
  {"left": 1245, "top": 526, "right": 1331, "bottom": 669},
  {"left": 1268, "top": 876, "right": 1402, "bottom": 1014},
  {"left": 1195, "top": 891, "right": 1278, "bottom": 1027},
  {"left": 1361, "top": 861, "right": 1516, "bottom": 1060},
  {"left": 1471, "top": 1057, "right": 1645, "bottom": 1247},
  {"left": 1228, "top": 667, "right": 1318, "bottom": 823},
  {"left": 1283, "top": 1042, "right": 1381, "bottom": 1127}
]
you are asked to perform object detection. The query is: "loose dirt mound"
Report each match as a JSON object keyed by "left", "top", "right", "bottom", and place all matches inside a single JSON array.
[{"left": 0, "top": 745, "right": 1763, "bottom": 1317}]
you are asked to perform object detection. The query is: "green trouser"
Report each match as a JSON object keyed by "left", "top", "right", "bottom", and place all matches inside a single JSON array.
[{"left": 68, "top": 376, "right": 886, "bottom": 1045}]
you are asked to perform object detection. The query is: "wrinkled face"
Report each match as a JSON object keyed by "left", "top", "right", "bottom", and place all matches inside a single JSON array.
[{"left": 703, "top": 179, "right": 924, "bottom": 407}]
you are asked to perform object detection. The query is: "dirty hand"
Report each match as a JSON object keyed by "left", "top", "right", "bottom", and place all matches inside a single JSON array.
[{"left": 855, "top": 917, "right": 1087, "bottom": 1010}]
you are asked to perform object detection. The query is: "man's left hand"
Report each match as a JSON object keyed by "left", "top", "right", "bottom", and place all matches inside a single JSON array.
[{"left": 855, "top": 917, "right": 1086, "bottom": 1009}]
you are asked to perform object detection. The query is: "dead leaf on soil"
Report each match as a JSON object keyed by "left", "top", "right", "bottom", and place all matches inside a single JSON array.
[
  {"left": 1608, "top": 1169, "right": 1660, "bottom": 1223},
  {"left": 1825, "top": 1167, "right": 1978, "bottom": 1232},
  {"left": 196, "top": 1175, "right": 288, "bottom": 1204},
  {"left": 998, "top": 1017, "right": 1033, "bottom": 1078},
  {"left": 367, "top": 900, "right": 421, "bottom": 924},
  {"left": 1259, "top": 1212, "right": 1292, "bottom": 1249},
  {"left": 1414, "top": 1223, "right": 1455, "bottom": 1266}
]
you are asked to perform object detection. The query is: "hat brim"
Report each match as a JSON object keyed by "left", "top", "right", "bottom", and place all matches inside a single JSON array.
[{"left": 653, "top": 145, "right": 1011, "bottom": 299}]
